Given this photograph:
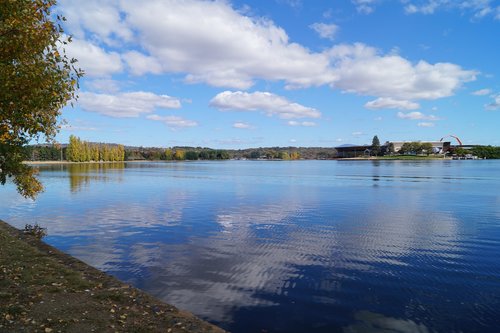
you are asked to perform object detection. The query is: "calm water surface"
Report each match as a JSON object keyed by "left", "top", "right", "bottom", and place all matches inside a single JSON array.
[{"left": 1, "top": 160, "right": 500, "bottom": 332}]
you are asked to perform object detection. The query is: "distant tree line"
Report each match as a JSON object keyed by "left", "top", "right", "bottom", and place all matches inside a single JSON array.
[
  {"left": 126, "top": 147, "right": 313, "bottom": 160},
  {"left": 23, "top": 136, "right": 500, "bottom": 162},
  {"left": 24, "top": 144, "right": 339, "bottom": 161},
  {"left": 66, "top": 135, "right": 125, "bottom": 162},
  {"left": 125, "top": 147, "right": 231, "bottom": 161},
  {"left": 24, "top": 145, "right": 62, "bottom": 161},
  {"left": 231, "top": 147, "right": 337, "bottom": 160},
  {"left": 471, "top": 145, "right": 500, "bottom": 159}
]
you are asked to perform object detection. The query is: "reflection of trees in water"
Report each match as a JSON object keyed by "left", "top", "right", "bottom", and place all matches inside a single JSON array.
[{"left": 68, "top": 162, "right": 125, "bottom": 192}]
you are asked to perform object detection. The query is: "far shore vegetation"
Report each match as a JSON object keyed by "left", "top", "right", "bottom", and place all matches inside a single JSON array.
[{"left": 22, "top": 135, "right": 500, "bottom": 162}]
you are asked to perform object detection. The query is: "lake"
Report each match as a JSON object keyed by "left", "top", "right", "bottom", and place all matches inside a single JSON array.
[{"left": 1, "top": 160, "right": 500, "bottom": 332}]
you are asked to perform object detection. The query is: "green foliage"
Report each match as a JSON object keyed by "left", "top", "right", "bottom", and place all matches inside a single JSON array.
[
  {"left": 453, "top": 147, "right": 468, "bottom": 156},
  {"left": 399, "top": 142, "right": 424, "bottom": 155},
  {"left": 164, "top": 148, "right": 173, "bottom": 160},
  {"left": 371, "top": 135, "right": 381, "bottom": 156},
  {"left": 66, "top": 135, "right": 124, "bottom": 162},
  {"left": 384, "top": 142, "right": 395, "bottom": 155},
  {"left": 198, "top": 149, "right": 210, "bottom": 159},
  {"left": 398, "top": 142, "right": 443, "bottom": 156},
  {"left": 249, "top": 151, "right": 261, "bottom": 159},
  {"left": 280, "top": 151, "right": 290, "bottom": 160},
  {"left": 23, "top": 144, "right": 62, "bottom": 161},
  {"left": 174, "top": 149, "right": 185, "bottom": 160},
  {"left": 23, "top": 223, "right": 47, "bottom": 239},
  {"left": 471, "top": 145, "right": 500, "bottom": 159},
  {"left": 420, "top": 142, "right": 434, "bottom": 155},
  {"left": 185, "top": 151, "right": 198, "bottom": 160},
  {"left": 0, "top": 0, "right": 82, "bottom": 198},
  {"left": 215, "top": 150, "right": 230, "bottom": 160}
]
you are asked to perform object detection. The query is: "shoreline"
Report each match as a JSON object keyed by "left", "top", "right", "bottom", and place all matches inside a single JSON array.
[
  {"left": 336, "top": 156, "right": 451, "bottom": 161},
  {"left": 0, "top": 220, "right": 225, "bottom": 333},
  {"left": 23, "top": 160, "right": 128, "bottom": 165},
  {"left": 23, "top": 156, "right": 455, "bottom": 165}
]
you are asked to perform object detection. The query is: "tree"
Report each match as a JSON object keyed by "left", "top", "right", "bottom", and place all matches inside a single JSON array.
[
  {"left": 215, "top": 150, "right": 230, "bottom": 160},
  {"left": 174, "top": 149, "right": 185, "bottom": 160},
  {"left": 413, "top": 142, "right": 424, "bottom": 155},
  {"left": 387, "top": 142, "right": 395, "bottom": 155},
  {"left": 198, "top": 150, "right": 209, "bottom": 160},
  {"left": 280, "top": 152, "right": 290, "bottom": 160},
  {"left": 399, "top": 142, "right": 412, "bottom": 154},
  {"left": 164, "top": 148, "right": 173, "bottom": 160},
  {"left": 371, "top": 135, "right": 381, "bottom": 156},
  {"left": 453, "top": 147, "right": 468, "bottom": 156},
  {"left": 250, "top": 151, "right": 260, "bottom": 159},
  {"left": 420, "top": 142, "right": 434, "bottom": 155},
  {"left": 0, "top": 0, "right": 82, "bottom": 198},
  {"left": 472, "top": 145, "right": 500, "bottom": 159},
  {"left": 185, "top": 151, "right": 198, "bottom": 160}
]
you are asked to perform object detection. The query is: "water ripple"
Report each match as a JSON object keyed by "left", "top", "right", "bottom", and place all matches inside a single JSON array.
[{"left": 1, "top": 161, "right": 500, "bottom": 332}]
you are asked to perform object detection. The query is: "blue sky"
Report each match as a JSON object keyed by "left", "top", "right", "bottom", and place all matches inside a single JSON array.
[{"left": 55, "top": 0, "right": 500, "bottom": 148}]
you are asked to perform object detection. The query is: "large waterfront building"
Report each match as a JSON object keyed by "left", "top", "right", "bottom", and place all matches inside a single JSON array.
[{"left": 335, "top": 141, "right": 451, "bottom": 158}]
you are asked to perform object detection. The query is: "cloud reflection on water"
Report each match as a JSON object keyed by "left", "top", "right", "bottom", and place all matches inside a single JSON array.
[
  {"left": 106, "top": 194, "right": 464, "bottom": 324},
  {"left": 343, "top": 311, "right": 430, "bottom": 333},
  {"left": 1, "top": 161, "right": 499, "bottom": 332}
]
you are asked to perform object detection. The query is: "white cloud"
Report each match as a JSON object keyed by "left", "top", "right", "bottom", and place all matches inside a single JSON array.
[
  {"left": 289, "top": 139, "right": 297, "bottom": 143},
  {"left": 351, "top": 0, "right": 377, "bottom": 14},
  {"left": 85, "top": 79, "right": 121, "bottom": 93},
  {"left": 417, "top": 122, "right": 435, "bottom": 127},
  {"left": 365, "top": 97, "right": 420, "bottom": 110},
  {"left": 301, "top": 121, "right": 317, "bottom": 127},
  {"left": 486, "top": 94, "right": 500, "bottom": 110},
  {"left": 277, "top": 0, "right": 302, "bottom": 8},
  {"left": 210, "top": 137, "right": 264, "bottom": 146},
  {"left": 404, "top": 0, "right": 498, "bottom": 19},
  {"left": 472, "top": 88, "right": 492, "bottom": 96},
  {"left": 397, "top": 111, "right": 440, "bottom": 120},
  {"left": 473, "top": 6, "right": 492, "bottom": 19},
  {"left": 79, "top": 91, "right": 181, "bottom": 117},
  {"left": 328, "top": 43, "right": 476, "bottom": 101},
  {"left": 64, "top": 38, "right": 123, "bottom": 77},
  {"left": 352, "top": 0, "right": 377, "bottom": 14},
  {"left": 287, "top": 121, "right": 317, "bottom": 126},
  {"left": 210, "top": 91, "right": 321, "bottom": 119},
  {"left": 61, "top": 0, "right": 476, "bottom": 104},
  {"left": 119, "top": 0, "right": 334, "bottom": 89},
  {"left": 58, "top": 0, "right": 133, "bottom": 45},
  {"left": 233, "top": 122, "right": 252, "bottom": 129},
  {"left": 404, "top": 2, "right": 440, "bottom": 14},
  {"left": 146, "top": 115, "right": 198, "bottom": 128},
  {"left": 61, "top": 124, "right": 98, "bottom": 131},
  {"left": 310, "top": 22, "right": 339, "bottom": 40},
  {"left": 352, "top": 131, "right": 364, "bottom": 136},
  {"left": 122, "top": 51, "right": 163, "bottom": 76}
]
